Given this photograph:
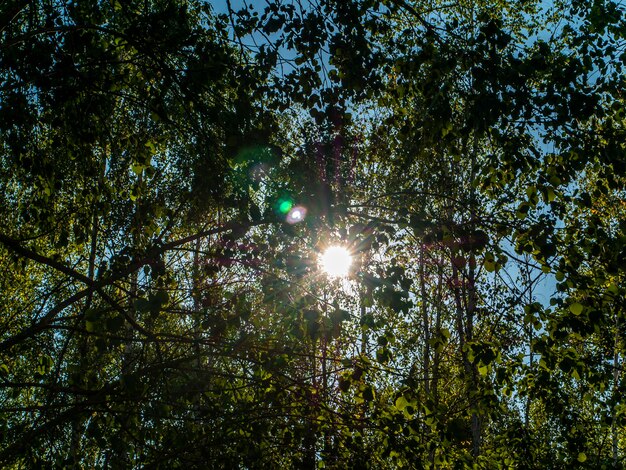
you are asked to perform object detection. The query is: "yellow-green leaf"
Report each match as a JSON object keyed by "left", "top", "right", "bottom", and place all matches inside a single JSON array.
[
  {"left": 395, "top": 396, "right": 409, "bottom": 411},
  {"left": 569, "top": 303, "right": 583, "bottom": 316}
]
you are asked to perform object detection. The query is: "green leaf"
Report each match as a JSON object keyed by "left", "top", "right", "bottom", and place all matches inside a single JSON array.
[
  {"left": 303, "top": 309, "right": 319, "bottom": 321},
  {"left": 131, "top": 163, "right": 144, "bottom": 175},
  {"left": 484, "top": 258, "right": 496, "bottom": 272},
  {"left": 153, "top": 290, "right": 170, "bottom": 307},
  {"left": 362, "top": 385, "right": 375, "bottom": 402},
  {"left": 569, "top": 302, "right": 584, "bottom": 316},
  {"left": 106, "top": 315, "right": 125, "bottom": 333},
  {"left": 483, "top": 253, "right": 497, "bottom": 272},
  {"left": 395, "top": 396, "right": 409, "bottom": 411},
  {"left": 330, "top": 309, "right": 350, "bottom": 325},
  {"left": 144, "top": 141, "right": 156, "bottom": 154},
  {"left": 544, "top": 188, "right": 556, "bottom": 203},
  {"left": 134, "top": 298, "right": 151, "bottom": 313}
]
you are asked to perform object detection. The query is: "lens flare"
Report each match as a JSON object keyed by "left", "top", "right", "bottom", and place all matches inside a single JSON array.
[
  {"left": 278, "top": 200, "right": 293, "bottom": 214},
  {"left": 286, "top": 206, "right": 306, "bottom": 224},
  {"left": 320, "top": 246, "right": 352, "bottom": 278}
]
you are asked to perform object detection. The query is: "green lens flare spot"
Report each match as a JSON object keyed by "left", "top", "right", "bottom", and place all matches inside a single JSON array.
[{"left": 278, "top": 200, "right": 293, "bottom": 214}]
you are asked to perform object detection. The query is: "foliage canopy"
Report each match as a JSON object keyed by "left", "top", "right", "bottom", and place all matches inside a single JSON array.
[{"left": 1, "top": 0, "right": 626, "bottom": 468}]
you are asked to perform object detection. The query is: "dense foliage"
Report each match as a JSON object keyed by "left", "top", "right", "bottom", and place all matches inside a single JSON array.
[{"left": 1, "top": 0, "right": 625, "bottom": 468}]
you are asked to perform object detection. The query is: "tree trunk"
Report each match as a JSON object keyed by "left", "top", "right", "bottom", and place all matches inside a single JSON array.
[
  {"left": 71, "top": 152, "right": 103, "bottom": 468},
  {"left": 613, "top": 310, "right": 621, "bottom": 466},
  {"left": 420, "top": 243, "right": 431, "bottom": 396},
  {"left": 452, "top": 259, "right": 481, "bottom": 458}
]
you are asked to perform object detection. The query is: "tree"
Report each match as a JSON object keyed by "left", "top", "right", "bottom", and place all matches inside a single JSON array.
[{"left": 1, "top": 0, "right": 625, "bottom": 468}]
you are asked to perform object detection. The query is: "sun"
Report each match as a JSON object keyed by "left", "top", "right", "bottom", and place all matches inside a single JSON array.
[{"left": 320, "top": 246, "right": 353, "bottom": 278}]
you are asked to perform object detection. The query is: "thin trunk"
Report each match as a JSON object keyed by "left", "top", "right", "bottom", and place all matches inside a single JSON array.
[
  {"left": 321, "top": 291, "right": 331, "bottom": 462},
  {"left": 428, "top": 254, "right": 444, "bottom": 467},
  {"left": 361, "top": 291, "right": 368, "bottom": 356},
  {"left": 431, "top": 254, "right": 444, "bottom": 403},
  {"left": 465, "top": 256, "right": 481, "bottom": 458},
  {"left": 322, "top": 335, "right": 332, "bottom": 461},
  {"left": 465, "top": 127, "right": 482, "bottom": 457},
  {"left": 355, "top": 290, "right": 368, "bottom": 467},
  {"left": 613, "top": 310, "right": 621, "bottom": 465},
  {"left": 71, "top": 210, "right": 99, "bottom": 468},
  {"left": 192, "top": 237, "right": 202, "bottom": 369},
  {"left": 420, "top": 243, "right": 431, "bottom": 396},
  {"left": 122, "top": 173, "right": 143, "bottom": 373},
  {"left": 115, "top": 170, "right": 141, "bottom": 467},
  {"left": 452, "top": 260, "right": 481, "bottom": 458},
  {"left": 71, "top": 148, "right": 104, "bottom": 468},
  {"left": 304, "top": 340, "right": 317, "bottom": 469},
  {"left": 524, "top": 260, "right": 534, "bottom": 428},
  {"left": 123, "top": 170, "right": 142, "bottom": 373}
]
